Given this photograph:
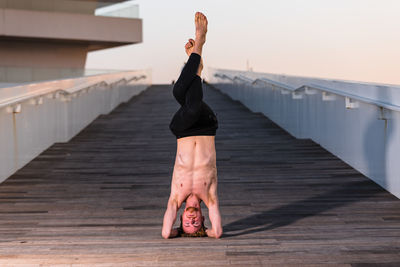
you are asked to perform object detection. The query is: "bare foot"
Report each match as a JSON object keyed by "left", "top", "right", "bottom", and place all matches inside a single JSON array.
[
  {"left": 191, "top": 12, "right": 208, "bottom": 57},
  {"left": 195, "top": 12, "right": 207, "bottom": 45},
  {"left": 185, "top": 38, "right": 195, "bottom": 56},
  {"left": 184, "top": 12, "right": 206, "bottom": 76},
  {"left": 185, "top": 38, "right": 203, "bottom": 75}
]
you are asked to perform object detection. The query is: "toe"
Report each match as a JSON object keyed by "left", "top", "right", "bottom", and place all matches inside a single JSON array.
[{"left": 201, "top": 13, "right": 206, "bottom": 23}]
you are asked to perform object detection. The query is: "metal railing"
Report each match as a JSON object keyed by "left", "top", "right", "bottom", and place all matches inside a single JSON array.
[
  {"left": 210, "top": 68, "right": 400, "bottom": 199},
  {"left": 0, "top": 71, "right": 147, "bottom": 112},
  {"left": 213, "top": 73, "right": 400, "bottom": 112},
  {"left": 0, "top": 69, "right": 151, "bottom": 184}
]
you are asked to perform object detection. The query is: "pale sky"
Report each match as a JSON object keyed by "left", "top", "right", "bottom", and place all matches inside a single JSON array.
[{"left": 86, "top": 0, "right": 400, "bottom": 85}]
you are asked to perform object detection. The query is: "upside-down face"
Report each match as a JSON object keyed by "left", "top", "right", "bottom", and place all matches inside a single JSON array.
[{"left": 181, "top": 206, "right": 204, "bottom": 234}]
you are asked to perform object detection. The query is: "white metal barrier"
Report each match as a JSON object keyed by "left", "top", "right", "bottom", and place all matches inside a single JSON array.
[
  {"left": 0, "top": 70, "right": 151, "bottom": 183},
  {"left": 209, "top": 68, "right": 400, "bottom": 199}
]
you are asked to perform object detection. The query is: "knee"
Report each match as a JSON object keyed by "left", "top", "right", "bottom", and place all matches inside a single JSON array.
[
  {"left": 173, "top": 83, "right": 185, "bottom": 104},
  {"left": 186, "top": 101, "right": 202, "bottom": 118}
]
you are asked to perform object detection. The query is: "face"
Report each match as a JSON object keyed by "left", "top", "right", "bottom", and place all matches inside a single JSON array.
[{"left": 181, "top": 206, "right": 204, "bottom": 234}]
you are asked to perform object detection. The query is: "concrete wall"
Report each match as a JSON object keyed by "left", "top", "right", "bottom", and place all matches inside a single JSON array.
[
  {"left": 0, "top": 8, "right": 142, "bottom": 46},
  {"left": 209, "top": 68, "right": 400, "bottom": 199},
  {"left": 0, "top": 6, "right": 142, "bottom": 82},
  {"left": 0, "top": 0, "right": 113, "bottom": 14},
  {"left": 0, "top": 70, "right": 151, "bottom": 184},
  {"left": 0, "top": 41, "right": 88, "bottom": 82}
]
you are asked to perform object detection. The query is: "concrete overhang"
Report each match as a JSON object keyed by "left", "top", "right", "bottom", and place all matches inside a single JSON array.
[{"left": 0, "top": 8, "right": 142, "bottom": 51}]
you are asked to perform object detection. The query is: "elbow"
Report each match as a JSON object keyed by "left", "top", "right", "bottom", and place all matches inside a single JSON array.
[
  {"left": 161, "top": 227, "right": 171, "bottom": 239},
  {"left": 162, "top": 231, "right": 170, "bottom": 239},
  {"left": 215, "top": 228, "right": 223, "bottom": 239}
]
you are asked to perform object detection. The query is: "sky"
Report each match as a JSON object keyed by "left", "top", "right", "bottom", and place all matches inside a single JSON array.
[{"left": 86, "top": 0, "right": 400, "bottom": 85}]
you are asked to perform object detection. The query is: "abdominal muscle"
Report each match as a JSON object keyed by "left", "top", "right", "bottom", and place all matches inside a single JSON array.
[{"left": 171, "top": 136, "right": 217, "bottom": 207}]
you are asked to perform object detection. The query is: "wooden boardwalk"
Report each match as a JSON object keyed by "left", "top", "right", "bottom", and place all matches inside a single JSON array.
[{"left": 1, "top": 84, "right": 400, "bottom": 266}]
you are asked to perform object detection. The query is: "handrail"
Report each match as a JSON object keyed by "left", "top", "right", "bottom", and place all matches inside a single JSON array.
[
  {"left": 234, "top": 75, "right": 253, "bottom": 84},
  {"left": 215, "top": 73, "right": 400, "bottom": 112},
  {"left": 214, "top": 73, "right": 234, "bottom": 81},
  {"left": 0, "top": 71, "right": 147, "bottom": 110},
  {"left": 254, "top": 77, "right": 296, "bottom": 91}
]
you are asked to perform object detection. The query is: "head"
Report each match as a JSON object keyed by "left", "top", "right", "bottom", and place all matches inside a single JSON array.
[{"left": 178, "top": 205, "right": 207, "bottom": 237}]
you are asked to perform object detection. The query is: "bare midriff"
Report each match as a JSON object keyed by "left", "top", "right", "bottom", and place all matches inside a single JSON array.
[{"left": 171, "top": 135, "right": 217, "bottom": 208}]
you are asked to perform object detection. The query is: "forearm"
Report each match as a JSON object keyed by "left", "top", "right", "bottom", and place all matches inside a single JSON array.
[
  {"left": 207, "top": 203, "right": 223, "bottom": 238},
  {"left": 161, "top": 200, "right": 178, "bottom": 239},
  {"left": 162, "top": 211, "right": 176, "bottom": 238}
]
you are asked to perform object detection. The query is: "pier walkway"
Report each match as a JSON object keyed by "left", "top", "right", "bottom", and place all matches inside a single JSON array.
[{"left": 0, "top": 85, "right": 400, "bottom": 266}]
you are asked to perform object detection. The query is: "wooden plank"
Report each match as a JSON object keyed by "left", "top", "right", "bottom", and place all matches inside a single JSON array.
[{"left": 0, "top": 84, "right": 399, "bottom": 266}]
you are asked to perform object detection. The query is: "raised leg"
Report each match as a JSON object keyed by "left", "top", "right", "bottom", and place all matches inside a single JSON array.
[
  {"left": 173, "top": 53, "right": 202, "bottom": 106},
  {"left": 170, "top": 79, "right": 203, "bottom": 132},
  {"left": 193, "top": 12, "right": 207, "bottom": 58},
  {"left": 173, "top": 12, "right": 208, "bottom": 106}
]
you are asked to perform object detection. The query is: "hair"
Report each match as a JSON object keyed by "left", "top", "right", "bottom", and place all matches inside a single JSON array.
[{"left": 177, "top": 217, "right": 208, "bottom": 237}]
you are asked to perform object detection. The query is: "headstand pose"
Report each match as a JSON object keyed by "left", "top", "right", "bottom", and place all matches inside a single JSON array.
[{"left": 162, "top": 12, "right": 222, "bottom": 239}]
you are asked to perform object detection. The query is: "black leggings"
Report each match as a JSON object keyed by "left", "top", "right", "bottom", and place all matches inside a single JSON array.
[
  {"left": 169, "top": 53, "right": 218, "bottom": 138},
  {"left": 170, "top": 53, "right": 203, "bottom": 131}
]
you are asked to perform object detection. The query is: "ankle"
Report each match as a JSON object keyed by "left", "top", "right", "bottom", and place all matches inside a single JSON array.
[
  {"left": 192, "top": 42, "right": 203, "bottom": 56},
  {"left": 195, "top": 34, "right": 206, "bottom": 45},
  {"left": 193, "top": 47, "right": 203, "bottom": 57},
  {"left": 197, "top": 59, "right": 203, "bottom": 76}
]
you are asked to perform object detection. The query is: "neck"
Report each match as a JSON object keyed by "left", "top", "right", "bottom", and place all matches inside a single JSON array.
[{"left": 185, "top": 194, "right": 201, "bottom": 208}]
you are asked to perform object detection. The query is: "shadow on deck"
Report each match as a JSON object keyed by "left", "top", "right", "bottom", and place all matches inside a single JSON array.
[{"left": 0, "top": 84, "right": 399, "bottom": 266}]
